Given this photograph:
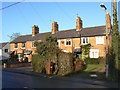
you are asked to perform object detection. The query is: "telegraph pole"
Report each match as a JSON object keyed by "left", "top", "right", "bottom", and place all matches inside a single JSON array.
[{"left": 112, "top": 0, "right": 119, "bottom": 73}]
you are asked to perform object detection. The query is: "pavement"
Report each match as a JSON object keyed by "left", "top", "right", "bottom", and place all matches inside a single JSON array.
[{"left": 3, "top": 66, "right": 120, "bottom": 88}]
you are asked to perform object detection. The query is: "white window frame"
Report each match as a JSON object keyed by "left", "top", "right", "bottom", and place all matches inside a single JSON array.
[
  {"left": 31, "top": 41, "right": 36, "bottom": 48},
  {"left": 4, "top": 49, "right": 9, "bottom": 53},
  {"left": 17, "top": 53, "right": 21, "bottom": 60},
  {"left": 65, "top": 39, "right": 72, "bottom": 46},
  {"left": 31, "top": 40, "right": 41, "bottom": 48},
  {"left": 14, "top": 43, "right": 18, "bottom": 49},
  {"left": 57, "top": 40, "right": 60, "bottom": 47},
  {"left": 89, "top": 49, "right": 99, "bottom": 58},
  {"left": 21, "top": 43, "right": 26, "bottom": 49},
  {"left": 81, "top": 37, "right": 89, "bottom": 45},
  {"left": 62, "top": 50, "right": 69, "bottom": 53},
  {"left": 96, "top": 36, "right": 104, "bottom": 45}
]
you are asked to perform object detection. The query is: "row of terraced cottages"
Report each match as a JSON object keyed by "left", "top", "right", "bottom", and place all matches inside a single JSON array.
[{"left": 9, "top": 15, "right": 112, "bottom": 62}]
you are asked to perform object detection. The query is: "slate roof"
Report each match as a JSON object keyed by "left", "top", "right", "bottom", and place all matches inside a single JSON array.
[
  {"left": 0, "top": 42, "right": 8, "bottom": 49},
  {"left": 11, "top": 25, "right": 106, "bottom": 43}
]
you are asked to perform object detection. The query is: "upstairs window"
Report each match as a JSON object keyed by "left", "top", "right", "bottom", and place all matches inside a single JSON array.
[
  {"left": 4, "top": 49, "right": 8, "bottom": 53},
  {"left": 96, "top": 36, "right": 104, "bottom": 45},
  {"left": 22, "top": 43, "right": 25, "bottom": 48},
  {"left": 32, "top": 42, "right": 35, "bottom": 47},
  {"left": 57, "top": 40, "right": 60, "bottom": 47},
  {"left": 66, "top": 39, "right": 72, "bottom": 46},
  {"left": 15, "top": 43, "right": 18, "bottom": 48},
  {"left": 81, "top": 37, "right": 89, "bottom": 45},
  {"left": 61, "top": 41, "right": 64, "bottom": 44}
]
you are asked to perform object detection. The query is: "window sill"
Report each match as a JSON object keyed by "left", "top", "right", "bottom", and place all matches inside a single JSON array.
[
  {"left": 31, "top": 47, "right": 36, "bottom": 48},
  {"left": 21, "top": 47, "right": 26, "bottom": 49},
  {"left": 14, "top": 48, "right": 18, "bottom": 49},
  {"left": 96, "top": 44, "right": 104, "bottom": 45},
  {"left": 65, "top": 45, "right": 72, "bottom": 46},
  {"left": 81, "top": 43, "right": 89, "bottom": 45}
]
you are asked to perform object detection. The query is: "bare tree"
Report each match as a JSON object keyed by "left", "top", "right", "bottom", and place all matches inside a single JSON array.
[{"left": 8, "top": 32, "right": 21, "bottom": 42}]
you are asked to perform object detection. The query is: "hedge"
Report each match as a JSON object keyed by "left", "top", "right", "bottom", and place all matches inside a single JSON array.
[
  {"left": 57, "top": 52, "right": 74, "bottom": 76},
  {"left": 32, "top": 52, "right": 74, "bottom": 76},
  {"left": 32, "top": 54, "right": 45, "bottom": 73},
  {"left": 84, "top": 57, "right": 105, "bottom": 64}
]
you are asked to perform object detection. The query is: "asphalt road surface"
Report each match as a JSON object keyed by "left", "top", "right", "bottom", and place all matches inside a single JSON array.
[{"left": 2, "top": 71, "right": 118, "bottom": 88}]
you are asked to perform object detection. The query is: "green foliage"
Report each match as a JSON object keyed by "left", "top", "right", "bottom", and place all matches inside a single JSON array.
[
  {"left": 81, "top": 44, "right": 91, "bottom": 55},
  {"left": 32, "top": 34, "right": 75, "bottom": 76},
  {"left": 20, "top": 50, "right": 24, "bottom": 60},
  {"left": 6, "top": 54, "right": 18, "bottom": 65},
  {"left": 32, "top": 34, "right": 60, "bottom": 74},
  {"left": 109, "top": 6, "right": 119, "bottom": 78},
  {"left": 32, "top": 54, "right": 45, "bottom": 73},
  {"left": 82, "top": 64, "right": 87, "bottom": 71},
  {"left": 35, "top": 34, "right": 61, "bottom": 61},
  {"left": 84, "top": 57, "right": 105, "bottom": 65},
  {"left": 57, "top": 52, "right": 74, "bottom": 76}
]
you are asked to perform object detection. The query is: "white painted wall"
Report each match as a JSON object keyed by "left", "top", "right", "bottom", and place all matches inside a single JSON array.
[{"left": 0, "top": 49, "right": 2, "bottom": 56}]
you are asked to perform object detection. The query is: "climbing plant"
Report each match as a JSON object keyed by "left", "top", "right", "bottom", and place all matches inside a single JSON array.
[
  {"left": 20, "top": 50, "right": 24, "bottom": 61},
  {"left": 80, "top": 44, "right": 91, "bottom": 60}
]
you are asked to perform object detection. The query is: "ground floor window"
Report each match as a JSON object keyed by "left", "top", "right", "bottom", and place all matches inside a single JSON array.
[
  {"left": 89, "top": 49, "right": 99, "bottom": 58},
  {"left": 4, "top": 49, "right": 8, "bottom": 53},
  {"left": 17, "top": 53, "right": 21, "bottom": 60},
  {"left": 23, "top": 57, "right": 29, "bottom": 62}
]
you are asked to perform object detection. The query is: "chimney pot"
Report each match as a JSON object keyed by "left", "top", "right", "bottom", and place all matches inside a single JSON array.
[
  {"left": 76, "top": 16, "right": 82, "bottom": 31},
  {"left": 32, "top": 25, "right": 39, "bottom": 36},
  {"left": 52, "top": 21, "right": 58, "bottom": 34}
]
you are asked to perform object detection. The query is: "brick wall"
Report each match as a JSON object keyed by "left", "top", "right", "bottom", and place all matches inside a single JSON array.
[
  {"left": 10, "top": 42, "right": 36, "bottom": 62},
  {"left": 58, "top": 36, "right": 110, "bottom": 58},
  {"left": 10, "top": 35, "right": 111, "bottom": 61}
]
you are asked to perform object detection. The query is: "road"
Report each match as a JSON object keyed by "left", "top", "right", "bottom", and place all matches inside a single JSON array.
[{"left": 2, "top": 71, "right": 118, "bottom": 88}]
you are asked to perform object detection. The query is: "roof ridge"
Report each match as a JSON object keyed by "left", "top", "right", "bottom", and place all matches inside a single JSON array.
[
  {"left": 0, "top": 42, "right": 9, "bottom": 44},
  {"left": 82, "top": 25, "right": 105, "bottom": 29},
  {"left": 17, "top": 25, "right": 105, "bottom": 37},
  {"left": 37, "top": 32, "right": 51, "bottom": 34},
  {"left": 59, "top": 29, "right": 76, "bottom": 32},
  {"left": 19, "top": 32, "right": 51, "bottom": 37},
  {"left": 20, "top": 34, "right": 32, "bottom": 37},
  {"left": 57, "top": 25, "right": 105, "bottom": 32}
]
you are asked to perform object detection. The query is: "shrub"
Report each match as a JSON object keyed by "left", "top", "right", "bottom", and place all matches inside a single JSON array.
[
  {"left": 84, "top": 57, "right": 105, "bottom": 64},
  {"left": 32, "top": 54, "right": 45, "bottom": 73},
  {"left": 57, "top": 52, "right": 74, "bottom": 76},
  {"left": 32, "top": 34, "right": 75, "bottom": 76},
  {"left": 6, "top": 55, "right": 19, "bottom": 65}
]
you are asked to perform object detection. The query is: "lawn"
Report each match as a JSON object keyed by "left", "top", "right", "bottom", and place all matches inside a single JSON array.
[
  {"left": 66, "top": 63, "right": 118, "bottom": 82},
  {"left": 83, "top": 64, "right": 105, "bottom": 72},
  {"left": 66, "top": 63, "right": 105, "bottom": 79}
]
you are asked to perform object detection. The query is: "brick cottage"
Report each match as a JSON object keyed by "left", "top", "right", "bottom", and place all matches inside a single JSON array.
[{"left": 10, "top": 14, "right": 112, "bottom": 62}]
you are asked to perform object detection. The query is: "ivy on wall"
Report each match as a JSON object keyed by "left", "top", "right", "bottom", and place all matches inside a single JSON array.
[{"left": 80, "top": 44, "right": 91, "bottom": 60}]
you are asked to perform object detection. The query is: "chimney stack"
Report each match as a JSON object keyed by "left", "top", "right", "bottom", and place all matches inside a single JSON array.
[
  {"left": 52, "top": 21, "right": 58, "bottom": 34},
  {"left": 76, "top": 16, "right": 82, "bottom": 31},
  {"left": 32, "top": 25, "right": 39, "bottom": 36}
]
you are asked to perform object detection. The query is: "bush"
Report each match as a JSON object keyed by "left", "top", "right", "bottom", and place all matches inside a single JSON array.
[
  {"left": 6, "top": 55, "right": 19, "bottom": 65},
  {"left": 57, "top": 52, "right": 74, "bottom": 76},
  {"left": 32, "top": 52, "right": 75, "bottom": 76},
  {"left": 84, "top": 57, "right": 105, "bottom": 64},
  {"left": 32, "top": 54, "right": 45, "bottom": 73}
]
